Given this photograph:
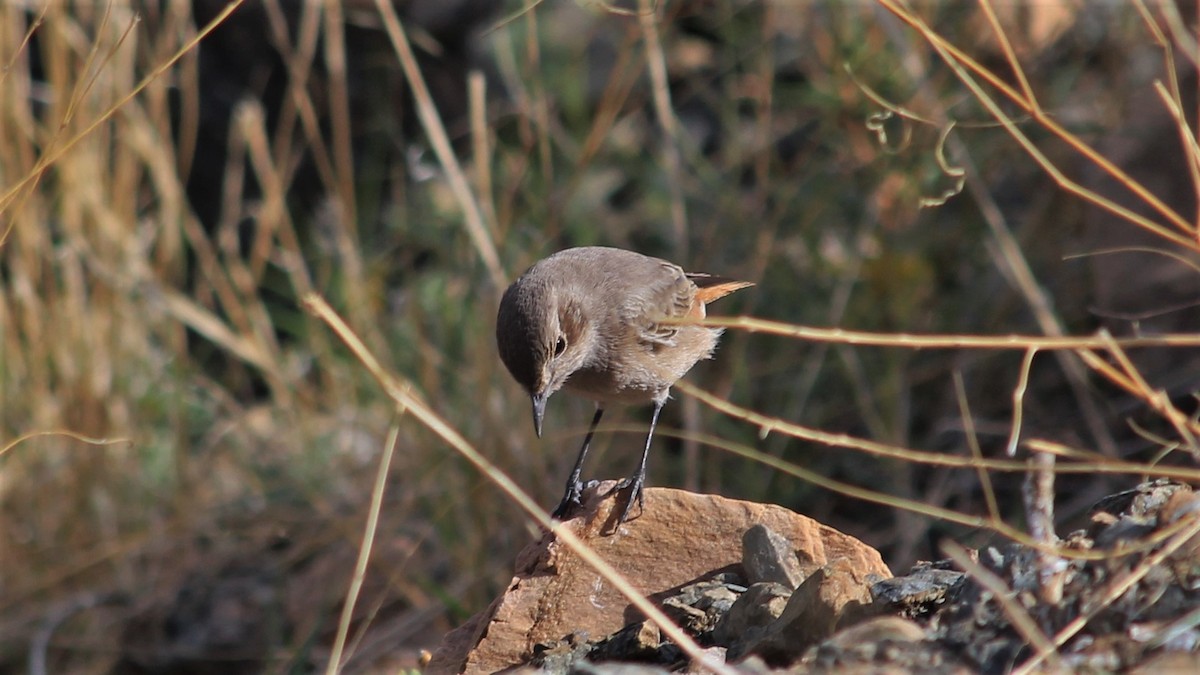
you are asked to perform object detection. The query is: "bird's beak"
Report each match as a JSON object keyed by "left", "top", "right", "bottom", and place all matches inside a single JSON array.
[{"left": 531, "top": 391, "right": 547, "bottom": 438}]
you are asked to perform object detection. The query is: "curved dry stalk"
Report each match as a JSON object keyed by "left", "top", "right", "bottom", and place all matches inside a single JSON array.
[
  {"left": 877, "top": 0, "right": 1198, "bottom": 246},
  {"left": 678, "top": 381, "right": 1200, "bottom": 484},
  {"left": 1064, "top": 245, "right": 1200, "bottom": 276},
  {"left": 655, "top": 424, "right": 1186, "bottom": 562},
  {"left": 643, "top": 418, "right": 1200, "bottom": 567},
  {"left": 0, "top": 431, "right": 131, "bottom": 460},
  {"left": 1005, "top": 348, "right": 1037, "bottom": 457}
]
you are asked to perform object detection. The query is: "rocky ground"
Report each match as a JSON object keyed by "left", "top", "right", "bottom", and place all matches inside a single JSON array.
[{"left": 431, "top": 480, "right": 1200, "bottom": 674}]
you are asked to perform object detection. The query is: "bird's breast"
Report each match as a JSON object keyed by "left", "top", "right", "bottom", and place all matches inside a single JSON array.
[{"left": 563, "top": 325, "right": 721, "bottom": 404}]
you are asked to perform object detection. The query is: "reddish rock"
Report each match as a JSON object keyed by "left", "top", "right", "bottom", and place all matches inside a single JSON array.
[{"left": 428, "top": 482, "right": 890, "bottom": 674}]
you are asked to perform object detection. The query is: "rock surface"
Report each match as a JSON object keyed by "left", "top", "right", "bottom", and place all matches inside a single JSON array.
[
  {"left": 428, "top": 482, "right": 891, "bottom": 673},
  {"left": 432, "top": 479, "right": 1200, "bottom": 674}
]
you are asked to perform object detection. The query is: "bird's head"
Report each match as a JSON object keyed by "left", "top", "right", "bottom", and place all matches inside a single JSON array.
[{"left": 496, "top": 279, "right": 593, "bottom": 436}]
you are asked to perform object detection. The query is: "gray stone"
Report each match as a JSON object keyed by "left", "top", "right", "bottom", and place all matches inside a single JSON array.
[
  {"left": 742, "top": 524, "right": 806, "bottom": 589},
  {"left": 712, "top": 582, "right": 791, "bottom": 647}
]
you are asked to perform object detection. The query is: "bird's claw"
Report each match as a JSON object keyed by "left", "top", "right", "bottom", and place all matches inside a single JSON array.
[
  {"left": 552, "top": 479, "right": 598, "bottom": 520},
  {"left": 614, "top": 473, "right": 646, "bottom": 524}
]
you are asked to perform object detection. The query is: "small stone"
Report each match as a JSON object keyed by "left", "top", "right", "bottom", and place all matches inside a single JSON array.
[
  {"left": 1090, "top": 480, "right": 1190, "bottom": 519},
  {"left": 871, "top": 568, "right": 964, "bottom": 618},
  {"left": 712, "top": 582, "right": 792, "bottom": 647},
  {"left": 1094, "top": 515, "right": 1157, "bottom": 549},
  {"left": 742, "top": 524, "right": 806, "bottom": 589},
  {"left": 823, "top": 616, "right": 927, "bottom": 647},
  {"left": 736, "top": 557, "right": 877, "bottom": 665},
  {"left": 662, "top": 579, "right": 741, "bottom": 635},
  {"left": 530, "top": 631, "right": 592, "bottom": 674},
  {"left": 589, "top": 621, "right": 662, "bottom": 663},
  {"left": 568, "top": 662, "right": 674, "bottom": 674}
]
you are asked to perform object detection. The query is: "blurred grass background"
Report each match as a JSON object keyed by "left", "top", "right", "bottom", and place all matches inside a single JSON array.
[{"left": 3, "top": 1, "right": 1200, "bottom": 672}]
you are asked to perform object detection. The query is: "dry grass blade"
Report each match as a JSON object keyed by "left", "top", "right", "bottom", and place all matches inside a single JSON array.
[
  {"left": 954, "top": 371, "right": 1000, "bottom": 522},
  {"left": 302, "top": 293, "right": 735, "bottom": 675},
  {"left": 0, "top": 0, "right": 245, "bottom": 220},
  {"left": 371, "top": 0, "right": 506, "bottom": 291},
  {"left": 326, "top": 423, "right": 401, "bottom": 675},
  {"left": 637, "top": 0, "right": 688, "bottom": 256},
  {"left": 1005, "top": 348, "right": 1036, "bottom": 457}
]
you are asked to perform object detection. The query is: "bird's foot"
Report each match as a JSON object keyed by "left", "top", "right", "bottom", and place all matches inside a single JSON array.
[
  {"left": 551, "top": 479, "right": 599, "bottom": 520},
  {"left": 612, "top": 472, "right": 646, "bottom": 524}
]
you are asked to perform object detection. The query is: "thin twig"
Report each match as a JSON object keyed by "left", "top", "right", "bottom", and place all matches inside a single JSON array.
[
  {"left": 701, "top": 316, "right": 1200, "bottom": 349},
  {"left": 1005, "top": 348, "right": 1037, "bottom": 457},
  {"left": 953, "top": 371, "right": 1000, "bottom": 522}
]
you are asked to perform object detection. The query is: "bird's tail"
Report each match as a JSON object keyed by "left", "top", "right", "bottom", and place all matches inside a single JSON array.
[{"left": 688, "top": 274, "right": 755, "bottom": 305}]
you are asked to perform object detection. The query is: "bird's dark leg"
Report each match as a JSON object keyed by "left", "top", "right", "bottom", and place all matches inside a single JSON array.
[
  {"left": 551, "top": 407, "right": 604, "bottom": 519},
  {"left": 615, "top": 398, "right": 664, "bottom": 524}
]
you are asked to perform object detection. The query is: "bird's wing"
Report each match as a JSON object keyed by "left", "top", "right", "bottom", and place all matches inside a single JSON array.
[{"left": 620, "top": 260, "right": 696, "bottom": 347}]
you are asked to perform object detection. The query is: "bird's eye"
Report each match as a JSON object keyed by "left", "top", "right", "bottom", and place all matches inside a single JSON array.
[{"left": 554, "top": 336, "right": 567, "bottom": 356}]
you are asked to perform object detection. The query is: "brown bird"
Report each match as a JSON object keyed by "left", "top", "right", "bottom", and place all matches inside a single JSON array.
[{"left": 495, "top": 246, "right": 753, "bottom": 524}]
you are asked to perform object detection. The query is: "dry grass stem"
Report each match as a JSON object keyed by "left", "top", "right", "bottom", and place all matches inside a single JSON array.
[
  {"left": 704, "top": 316, "right": 1200, "bottom": 349},
  {"left": 637, "top": 0, "right": 688, "bottom": 256},
  {"left": 954, "top": 371, "right": 1000, "bottom": 522},
  {"left": 326, "top": 423, "right": 401, "bottom": 675},
  {"left": 879, "top": 0, "right": 1198, "bottom": 243},
  {"left": 680, "top": 381, "right": 1200, "bottom": 482},
  {"left": 371, "top": 0, "right": 505, "bottom": 291}
]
